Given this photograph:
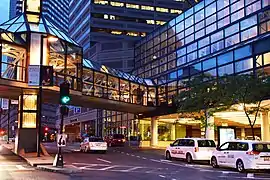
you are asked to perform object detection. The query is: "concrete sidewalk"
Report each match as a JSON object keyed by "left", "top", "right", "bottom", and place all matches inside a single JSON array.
[{"left": 36, "top": 165, "right": 82, "bottom": 174}]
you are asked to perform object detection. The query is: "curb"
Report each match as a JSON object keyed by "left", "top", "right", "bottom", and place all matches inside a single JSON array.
[{"left": 36, "top": 165, "right": 82, "bottom": 174}]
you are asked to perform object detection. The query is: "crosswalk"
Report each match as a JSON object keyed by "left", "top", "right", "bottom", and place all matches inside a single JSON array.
[{"left": 72, "top": 163, "right": 174, "bottom": 174}]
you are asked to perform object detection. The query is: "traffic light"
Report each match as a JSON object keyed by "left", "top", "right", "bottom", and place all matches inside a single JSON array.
[
  {"left": 60, "top": 82, "right": 70, "bottom": 105},
  {"left": 45, "top": 127, "right": 49, "bottom": 131}
]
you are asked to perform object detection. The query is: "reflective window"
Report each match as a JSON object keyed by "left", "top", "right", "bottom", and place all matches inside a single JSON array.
[
  {"left": 211, "top": 30, "right": 223, "bottom": 43},
  {"left": 231, "top": 9, "right": 245, "bottom": 23},
  {"left": 218, "top": 51, "right": 233, "bottom": 65},
  {"left": 263, "top": 0, "right": 270, "bottom": 7},
  {"left": 190, "top": 63, "right": 202, "bottom": 75},
  {"left": 199, "top": 46, "right": 210, "bottom": 58},
  {"left": 231, "top": 0, "right": 244, "bottom": 13},
  {"left": 185, "top": 7, "right": 194, "bottom": 17},
  {"left": 206, "top": 23, "right": 217, "bottom": 34},
  {"left": 195, "top": 1, "right": 204, "bottom": 12},
  {"left": 199, "top": 36, "right": 210, "bottom": 48},
  {"left": 246, "top": 1, "right": 261, "bottom": 15},
  {"left": 218, "top": 16, "right": 230, "bottom": 28},
  {"left": 185, "top": 16, "right": 194, "bottom": 28},
  {"left": 195, "top": 21, "right": 205, "bottom": 31},
  {"left": 187, "top": 51, "right": 197, "bottom": 62},
  {"left": 235, "top": 58, "right": 253, "bottom": 73},
  {"left": 177, "top": 47, "right": 186, "bottom": 58},
  {"left": 225, "top": 23, "right": 239, "bottom": 37},
  {"left": 195, "top": 9, "right": 204, "bottom": 23},
  {"left": 240, "top": 15, "right": 257, "bottom": 30},
  {"left": 206, "top": 14, "right": 217, "bottom": 26},
  {"left": 204, "top": 68, "right": 217, "bottom": 77},
  {"left": 195, "top": 29, "right": 205, "bottom": 39},
  {"left": 185, "top": 26, "right": 194, "bottom": 36},
  {"left": 185, "top": 34, "right": 194, "bottom": 44},
  {"left": 234, "top": 45, "right": 252, "bottom": 60},
  {"left": 218, "top": 63, "right": 234, "bottom": 76},
  {"left": 187, "top": 42, "right": 197, "bottom": 53},
  {"left": 177, "top": 56, "right": 186, "bottom": 66},
  {"left": 206, "top": 2, "right": 216, "bottom": 17},
  {"left": 203, "top": 57, "right": 216, "bottom": 70},
  {"left": 217, "top": 0, "right": 229, "bottom": 11},
  {"left": 211, "top": 40, "right": 224, "bottom": 53},
  {"left": 218, "top": 7, "right": 230, "bottom": 20},
  {"left": 225, "top": 33, "right": 240, "bottom": 47},
  {"left": 241, "top": 26, "right": 257, "bottom": 41},
  {"left": 176, "top": 22, "right": 184, "bottom": 33}
]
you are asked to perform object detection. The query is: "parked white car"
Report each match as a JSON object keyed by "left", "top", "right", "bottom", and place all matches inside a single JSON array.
[
  {"left": 211, "top": 140, "right": 270, "bottom": 172},
  {"left": 165, "top": 138, "right": 216, "bottom": 163},
  {"left": 80, "top": 137, "right": 107, "bottom": 153}
]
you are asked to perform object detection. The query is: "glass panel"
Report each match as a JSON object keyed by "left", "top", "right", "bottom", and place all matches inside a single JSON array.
[
  {"left": 225, "top": 23, "right": 239, "bottom": 37},
  {"left": 199, "top": 46, "right": 210, "bottom": 58},
  {"left": 235, "top": 58, "right": 253, "bottom": 73},
  {"left": 264, "top": 52, "right": 270, "bottom": 65},
  {"left": 246, "top": 1, "right": 261, "bottom": 15},
  {"left": 195, "top": 9, "right": 204, "bottom": 23},
  {"left": 190, "top": 63, "right": 202, "bottom": 75},
  {"left": 240, "top": 15, "right": 257, "bottom": 30},
  {"left": 203, "top": 57, "right": 216, "bottom": 70},
  {"left": 198, "top": 36, "right": 210, "bottom": 48},
  {"left": 204, "top": 68, "right": 217, "bottom": 77},
  {"left": 211, "top": 30, "right": 224, "bottom": 43},
  {"left": 218, "top": 51, "right": 233, "bottom": 65},
  {"left": 217, "top": 0, "right": 230, "bottom": 11},
  {"left": 241, "top": 26, "right": 257, "bottom": 41},
  {"left": 234, "top": 45, "right": 252, "bottom": 60},
  {"left": 218, "top": 63, "right": 234, "bottom": 76},
  {"left": 231, "top": 0, "right": 244, "bottom": 13},
  {"left": 211, "top": 40, "right": 224, "bottom": 53},
  {"left": 205, "top": 2, "right": 216, "bottom": 17},
  {"left": 225, "top": 33, "right": 240, "bottom": 47}
]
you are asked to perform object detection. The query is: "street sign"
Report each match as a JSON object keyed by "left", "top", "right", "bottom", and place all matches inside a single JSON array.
[
  {"left": 74, "top": 107, "right": 81, "bottom": 113},
  {"left": 28, "top": 65, "right": 40, "bottom": 86},
  {"left": 57, "top": 133, "right": 67, "bottom": 147},
  {"left": 1, "top": 99, "right": 9, "bottom": 110}
]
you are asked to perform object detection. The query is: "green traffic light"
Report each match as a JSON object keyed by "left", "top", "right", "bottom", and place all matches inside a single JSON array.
[{"left": 61, "top": 96, "right": 70, "bottom": 104}]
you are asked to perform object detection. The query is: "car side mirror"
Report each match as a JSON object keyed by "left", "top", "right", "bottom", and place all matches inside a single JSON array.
[
  {"left": 216, "top": 147, "right": 220, "bottom": 151},
  {"left": 170, "top": 143, "right": 173, "bottom": 147}
]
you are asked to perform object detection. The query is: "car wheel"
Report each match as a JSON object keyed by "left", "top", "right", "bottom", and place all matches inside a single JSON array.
[
  {"left": 211, "top": 157, "right": 219, "bottom": 168},
  {"left": 186, "top": 153, "right": 192, "bottom": 164},
  {"left": 236, "top": 160, "right": 245, "bottom": 173},
  {"left": 165, "top": 151, "right": 172, "bottom": 160}
]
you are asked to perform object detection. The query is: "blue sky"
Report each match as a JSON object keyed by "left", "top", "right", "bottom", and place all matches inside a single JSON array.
[{"left": 0, "top": 0, "right": 10, "bottom": 24}]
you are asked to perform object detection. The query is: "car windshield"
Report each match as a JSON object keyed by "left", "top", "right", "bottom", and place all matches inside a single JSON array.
[
  {"left": 113, "top": 134, "right": 124, "bottom": 139},
  {"left": 198, "top": 140, "right": 216, "bottom": 147},
  {"left": 252, "top": 143, "right": 270, "bottom": 152},
  {"left": 89, "top": 138, "right": 104, "bottom": 142}
]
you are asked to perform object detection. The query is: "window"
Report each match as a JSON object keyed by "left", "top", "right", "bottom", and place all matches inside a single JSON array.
[
  {"left": 235, "top": 58, "right": 253, "bottom": 73},
  {"left": 206, "top": 2, "right": 216, "bottom": 17},
  {"left": 252, "top": 143, "right": 270, "bottom": 152},
  {"left": 264, "top": 52, "right": 270, "bottom": 65},
  {"left": 198, "top": 140, "right": 216, "bottom": 147},
  {"left": 110, "top": 1, "right": 124, "bottom": 7},
  {"left": 246, "top": 1, "right": 261, "bottom": 15},
  {"left": 94, "top": 0, "right": 108, "bottom": 5},
  {"left": 211, "top": 30, "right": 223, "bottom": 43},
  {"left": 217, "top": 0, "right": 229, "bottom": 11},
  {"left": 218, "top": 16, "right": 230, "bottom": 28},
  {"left": 199, "top": 46, "right": 210, "bottom": 58},
  {"left": 231, "top": 0, "right": 244, "bottom": 13},
  {"left": 146, "top": 20, "right": 155, "bottom": 25},
  {"left": 241, "top": 26, "right": 257, "bottom": 41},
  {"left": 171, "top": 9, "right": 182, "bottom": 14},
  {"left": 225, "top": 33, "right": 239, "bottom": 47},
  {"left": 185, "top": 26, "right": 194, "bottom": 36},
  {"left": 195, "top": 29, "right": 205, "bottom": 39},
  {"left": 141, "top": 5, "right": 154, "bottom": 11},
  {"left": 176, "top": 22, "right": 184, "bottom": 33},
  {"left": 218, "top": 7, "right": 230, "bottom": 20},
  {"left": 190, "top": 63, "right": 202, "bottom": 75},
  {"left": 234, "top": 45, "right": 252, "bottom": 60},
  {"left": 187, "top": 42, "right": 197, "bottom": 53},
  {"left": 185, "top": 16, "right": 194, "bottom": 28},
  {"left": 195, "top": 9, "right": 204, "bottom": 23},
  {"left": 126, "top": 3, "right": 139, "bottom": 9},
  {"left": 218, "top": 51, "right": 233, "bottom": 65},
  {"left": 219, "top": 142, "right": 229, "bottom": 150},
  {"left": 203, "top": 57, "right": 216, "bottom": 70},
  {"left": 225, "top": 23, "right": 239, "bottom": 37},
  {"left": 218, "top": 63, "right": 234, "bottom": 76},
  {"left": 231, "top": 9, "right": 244, "bottom": 23},
  {"left": 206, "top": 23, "right": 217, "bottom": 34},
  {"left": 211, "top": 40, "right": 224, "bottom": 53},
  {"left": 171, "top": 140, "right": 179, "bottom": 146},
  {"left": 263, "top": 0, "right": 270, "bottom": 7},
  {"left": 156, "top": 7, "right": 169, "bottom": 13},
  {"left": 206, "top": 14, "right": 217, "bottom": 26},
  {"left": 186, "top": 139, "right": 195, "bottom": 147},
  {"left": 177, "top": 56, "right": 186, "bottom": 66},
  {"left": 241, "top": 15, "right": 257, "bottom": 31},
  {"left": 199, "top": 36, "right": 210, "bottom": 48}
]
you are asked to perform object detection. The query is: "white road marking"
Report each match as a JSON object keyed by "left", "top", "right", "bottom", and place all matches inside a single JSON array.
[
  {"left": 159, "top": 175, "right": 166, "bottom": 178},
  {"left": 121, "top": 152, "right": 124, "bottom": 154},
  {"left": 126, "top": 153, "right": 130, "bottom": 155},
  {"left": 160, "top": 159, "right": 172, "bottom": 163},
  {"left": 119, "top": 167, "right": 142, "bottom": 172},
  {"left": 16, "top": 165, "right": 26, "bottom": 170},
  {"left": 131, "top": 154, "right": 135, "bottom": 157},
  {"left": 99, "top": 165, "right": 117, "bottom": 170},
  {"left": 150, "top": 159, "right": 160, "bottom": 163},
  {"left": 142, "top": 157, "right": 147, "bottom": 160},
  {"left": 97, "top": 158, "right": 112, "bottom": 164},
  {"left": 136, "top": 156, "right": 140, "bottom": 158},
  {"left": 218, "top": 176, "right": 270, "bottom": 180}
]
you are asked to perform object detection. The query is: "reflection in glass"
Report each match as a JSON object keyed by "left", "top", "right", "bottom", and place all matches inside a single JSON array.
[{"left": 235, "top": 58, "right": 253, "bottom": 73}]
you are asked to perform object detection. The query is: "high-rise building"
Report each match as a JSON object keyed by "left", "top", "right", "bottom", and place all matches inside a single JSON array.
[
  {"left": 69, "top": 0, "right": 197, "bottom": 72},
  {"left": 9, "top": 0, "right": 70, "bottom": 33}
]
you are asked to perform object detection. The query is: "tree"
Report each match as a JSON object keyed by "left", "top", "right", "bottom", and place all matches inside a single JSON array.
[
  {"left": 175, "top": 75, "right": 233, "bottom": 138},
  {"left": 225, "top": 72, "right": 270, "bottom": 140}
]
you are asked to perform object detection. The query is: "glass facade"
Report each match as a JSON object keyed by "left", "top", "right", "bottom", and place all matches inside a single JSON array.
[{"left": 134, "top": 0, "right": 270, "bottom": 107}]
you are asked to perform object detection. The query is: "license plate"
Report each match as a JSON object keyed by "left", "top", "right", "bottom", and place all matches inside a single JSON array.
[{"left": 264, "top": 157, "right": 270, "bottom": 161}]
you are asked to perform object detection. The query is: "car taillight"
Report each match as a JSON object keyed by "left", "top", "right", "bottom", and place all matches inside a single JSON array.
[
  {"left": 122, "top": 139, "right": 126, "bottom": 142},
  {"left": 246, "top": 151, "right": 260, "bottom": 155},
  {"left": 194, "top": 147, "right": 199, "bottom": 152}
]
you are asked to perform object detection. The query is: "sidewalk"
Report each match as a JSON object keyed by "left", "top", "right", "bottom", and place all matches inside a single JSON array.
[{"left": 36, "top": 165, "right": 82, "bottom": 174}]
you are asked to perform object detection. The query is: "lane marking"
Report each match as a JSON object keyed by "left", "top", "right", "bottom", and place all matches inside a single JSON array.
[
  {"left": 16, "top": 165, "right": 26, "bottom": 170},
  {"left": 136, "top": 156, "right": 140, "bottom": 158},
  {"left": 142, "top": 157, "right": 147, "bottom": 160},
  {"left": 120, "top": 167, "right": 142, "bottom": 172},
  {"left": 97, "top": 158, "right": 112, "bottom": 164},
  {"left": 160, "top": 159, "right": 172, "bottom": 163},
  {"left": 99, "top": 165, "right": 117, "bottom": 170},
  {"left": 159, "top": 175, "right": 166, "bottom": 178},
  {"left": 150, "top": 159, "right": 161, "bottom": 163},
  {"left": 121, "top": 152, "right": 124, "bottom": 154},
  {"left": 126, "top": 153, "right": 130, "bottom": 155},
  {"left": 131, "top": 154, "right": 135, "bottom": 157}
]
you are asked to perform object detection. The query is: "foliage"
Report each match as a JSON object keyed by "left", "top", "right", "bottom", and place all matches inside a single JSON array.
[
  {"left": 175, "top": 75, "right": 234, "bottom": 137},
  {"left": 224, "top": 72, "right": 270, "bottom": 140}
]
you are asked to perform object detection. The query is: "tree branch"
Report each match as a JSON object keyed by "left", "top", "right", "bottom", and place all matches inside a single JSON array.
[{"left": 253, "top": 100, "right": 262, "bottom": 127}]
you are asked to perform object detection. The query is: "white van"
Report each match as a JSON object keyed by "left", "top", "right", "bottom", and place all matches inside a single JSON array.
[
  {"left": 211, "top": 140, "right": 270, "bottom": 172},
  {"left": 165, "top": 138, "right": 216, "bottom": 163}
]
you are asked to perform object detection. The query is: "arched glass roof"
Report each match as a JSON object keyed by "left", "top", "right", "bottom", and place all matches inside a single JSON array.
[{"left": 0, "top": 13, "right": 78, "bottom": 45}]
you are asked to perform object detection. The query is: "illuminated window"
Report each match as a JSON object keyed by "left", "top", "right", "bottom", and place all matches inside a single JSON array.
[
  {"left": 111, "top": 30, "right": 122, "bottom": 35},
  {"left": 171, "top": 9, "right": 182, "bottom": 14},
  {"left": 94, "top": 0, "right": 108, "bottom": 5},
  {"left": 141, "top": 33, "right": 146, "bottom": 37},
  {"left": 127, "top": 32, "right": 139, "bottom": 36},
  {"left": 156, "top": 7, "right": 169, "bottom": 13},
  {"left": 156, "top": 21, "right": 166, "bottom": 25},
  {"left": 146, "top": 20, "right": 155, "bottom": 25},
  {"left": 126, "top": 3, "right": 139, "bottom": 9},
  {"left": 141, "top": 5, "right": 154, "bottom": 11},
  {"left": 110, "top": 1, "right": 124, "bottom": 7},
  {"left": 104, "top": 14, "right": 115, "bottom": 20}
]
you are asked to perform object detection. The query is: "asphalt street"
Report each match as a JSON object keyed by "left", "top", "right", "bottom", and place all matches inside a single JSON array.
[{"left": 45, "top": 143, "right": 270, "bottom": 180}]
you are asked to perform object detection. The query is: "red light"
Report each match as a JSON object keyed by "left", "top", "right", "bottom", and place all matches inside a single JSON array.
[
  {"left": 246, "top": 151, "right": 260, "bottom": 155},
  {"left": 45, "top": 127, "right": 49, "bottom": 131}
]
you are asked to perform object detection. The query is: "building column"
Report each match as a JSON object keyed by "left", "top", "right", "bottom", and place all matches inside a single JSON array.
[
  {"left": 241, "top": 128, "right": 246, "bottom": 140},
  {"left": 139, "top": 121, "right": 144, "bottom": 140},
  {"left": 261, "top": 112, "right": 270, "bottom": 141},
  {"left": 150, "top": 117, "right": 158, "bottom": 146},
  {"left": 205, "top": 116, "right": 215, "bottom": 140},
  {"left": 170, "top": 124, "right": 176, "bottom": 140},
  {"left": 15, "top": 92, "right": 39, "bottom": 155}
]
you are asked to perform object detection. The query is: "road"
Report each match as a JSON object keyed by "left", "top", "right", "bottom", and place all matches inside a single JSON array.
[{"left": 44, "top": 143, "right": 270, "bottom": 180}]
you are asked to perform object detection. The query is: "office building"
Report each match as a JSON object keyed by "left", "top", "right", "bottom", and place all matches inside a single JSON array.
[{"left": 9, "top": 0, "right": 70, "bottom": 33}]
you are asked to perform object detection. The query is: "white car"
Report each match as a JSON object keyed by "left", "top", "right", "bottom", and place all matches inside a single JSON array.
[
  {"left": 165, "top": 138, "right": 216, "bottom": 163},
  {"left": 211, "top": 140, "right": 270, "bottom": 172},
  {"left": 80, "top": 137, "right": 107, "bottom": 153}
]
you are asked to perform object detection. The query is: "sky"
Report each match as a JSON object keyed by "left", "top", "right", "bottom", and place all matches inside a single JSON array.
[{"left": 0, "top": 0, "right": 10, "bottom": 24}]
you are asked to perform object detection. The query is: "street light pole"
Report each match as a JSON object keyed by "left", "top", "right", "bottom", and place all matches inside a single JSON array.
[
  {"left": 37, "top": 35, "right": 44, "bottom": 157},
  {"left": 7, "top": 99, "right": 11, "bottom": 144}
]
